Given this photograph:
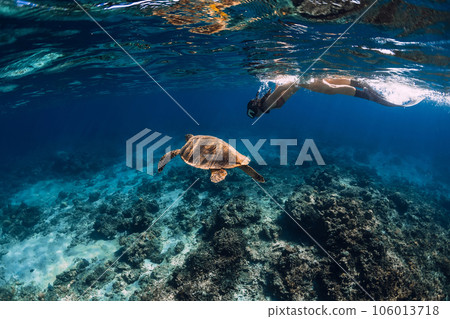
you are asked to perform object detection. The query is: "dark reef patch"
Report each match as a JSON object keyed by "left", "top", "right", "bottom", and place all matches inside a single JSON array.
[
  {"left": 118, "top": 231, "right": 164, "bottom": 267},
  {"left": 267, "top": 244, "right": 323, "bottom": 300},
  {"left": 291, "top": 0, "right": 370, "bottom": 21},
  {"left": 92, "top": 199, "right": 159, "bottom": 240},
  {"left": 279, "top": 166, "right": 448, "bottom": 300},
  {"left": 0, "top": 203, "right": 42, "bottom": 240},
  {"left": 167, "top": 229, "right": 247, "bottom": 302},
  {"left": 388, "top": 192, "right": 409, "bottom": 214},
  {"left": 205, "top": 195, "right": 261, "bottom": 232},
  {"left": 138, "top": 196, "right": 253, "bottom": 301}
]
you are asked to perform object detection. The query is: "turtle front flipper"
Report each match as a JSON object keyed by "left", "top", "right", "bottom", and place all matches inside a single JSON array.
[
  {"left": 158, "top": 150, "right": 181, "bottom": 172},
  {"left": 210, "top": 169, "right": 227, "bottom": 183},
  {"left": 239, "top": 165, "right": 265, "bottom": 183}
]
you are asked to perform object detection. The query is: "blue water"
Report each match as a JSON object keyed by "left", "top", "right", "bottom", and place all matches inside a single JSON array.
[
  {"left": 0, "top": 0, "right": 449, "bottom": 301},
  {"left": 2, "top": 87, "right": 449, "bottom": 182}
]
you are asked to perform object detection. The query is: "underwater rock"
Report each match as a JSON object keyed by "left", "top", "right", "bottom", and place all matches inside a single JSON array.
[
  {"left": 435, "top": 256, "right": 450, "bottom": 279},
  {"left": 212, "top": 228, "right": 246, "bottom": 258},
  {"left": 363, "top": 0, "right": 450, "bottom": 36},
  {"left": 136, "top": 179, "right": 160, "bottom": 195},
  {"left": 92, "top": 199, "right": 159, "bottom": 239},
  {"left": 120, "top": 269, "right": 141, "bottom": 285},
  {"left": 388, "top": 192, "right": 409, "bottom": 214},
  {"left": 92, "top": 215, "right": 120, "bottom": 240},
  {"left": 267, "top": 245, "right": 322, "bottom": 300},
  {"left": 53, "top": 269, "right": 78, "bottom": 287},
  {"left": 0, "top": 283, "right": 41, "bottom": 301},
  {"left": 304, "top": 169, "right": 337, "bottom": 191},
  {"left": 119, "top": 231, "right": 163, "bottom": 267},
  {"left": 174, "top": 241, "right": 185, "bottom": 255},
  {"left": 45, "top": 258, "right": 97, "bottom": 300},
  {"left": 259, "top": 223, "right": 280, "bottom": 241},
  {"left": 53, "top": 259, "right": 89, "bottom": 288},
  {"left": 288, "top": 0, "right": 449, "bottom": 37},
  {"left": 167, "top": 242, "right": 247, "bottom": 301},
  {"left": 292, "top": 0, "right": 369, "bottom": 20},
  {"left": 88, "top": 192, "right": 101, "bottom": 202},
  {"left": 439, "top": 195, "right": 450, "bottom": 212},
  {"left": 0, "top": 286, "right": 14, "bottom": 301},
  {"left": 351, "top": 168, "right": 377, "bottom": 188},
  {"left": 0, "top": 203, "right": 42, "bottom": 240},
  {"left": 121, "top": 199, "right": 159, "bottom": 233},
  {"left": 167, "top": 211, "right": 249, "bottom": 300},
  {"left": 173, "top": 208, "right": 198, "bottom": 233},
  {"left": 83, "top": 264, "right": 115, "bottom": 288},
  {"left": 282, "top": 174, "right": 448, "bottom": 300},
  {"left": 282, "top": 186, "right": 327, "bottom": 239},
  {"left": 205, "top": 195, "right": 261, "bottom": 233},
  {"left": 139, "top": 196, "right": 251, "bottom": 301},
  {"left": 57, "top": 191, "right": 69, "bottom": 200},
  {"left": 76, "top": 258, "right": 90, "bottom": 271}
]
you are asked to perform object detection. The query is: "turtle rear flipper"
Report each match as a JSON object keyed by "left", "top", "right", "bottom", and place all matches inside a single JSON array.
[
  {"left": 210, "top": 169, "right": 227, "bottom": 183},
  {"left": 239, "top": 165, "right": 265, "bottom": 183},
  {"left": 158, "top": 150, "right": 180, "bottom": 172}
]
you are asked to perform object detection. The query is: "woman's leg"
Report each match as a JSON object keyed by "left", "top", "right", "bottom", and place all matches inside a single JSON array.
[
  {"left": 354, "top": 87, "right": 401, "bottom": 107},
  {"left": 322, "top": 77, "right": 352, "bottom": 86},
  {"left": 322, "top": 79, "right": 356, "bottom": 96}
]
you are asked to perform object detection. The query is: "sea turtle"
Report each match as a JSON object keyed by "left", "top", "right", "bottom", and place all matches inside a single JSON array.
[{"left": 157, "top": 134, "right": 265, "bottom": 183}]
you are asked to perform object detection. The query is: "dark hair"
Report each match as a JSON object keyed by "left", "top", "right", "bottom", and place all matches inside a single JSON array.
[
  {"left": 247, "top": 98, "right": 260, "bottom": 118},
  {"left": 246, "top": 89, "right": 272, "bottom": 118},
  {"left": 247, "top": 98, "right": 261, "bottom": 109}
]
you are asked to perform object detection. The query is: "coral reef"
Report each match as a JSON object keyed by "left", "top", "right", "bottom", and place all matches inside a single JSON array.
[
  {"left": 0, "top": 203, "right": 42, "bottom": 241},
  {"left": 92, "top": 199, "right": 159, "bottom": 240},
  {"left": 0, "top": 155, "right": 448, "bottom": 301},
  {"left": 279, "top": 166, "right": 448, "bottom": 300}
]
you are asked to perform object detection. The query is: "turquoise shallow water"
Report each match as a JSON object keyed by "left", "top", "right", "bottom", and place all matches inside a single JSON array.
[{"left": 0, "top": 0, "right": 449, "bottom": 300}]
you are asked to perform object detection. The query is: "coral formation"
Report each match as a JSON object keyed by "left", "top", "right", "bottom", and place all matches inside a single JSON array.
[
  {"left": 0, "top": 203, "right": 42, "bottom": 240},
  {"left": 92, "top": 199, "right": 159, "bottom": 240},
  {"left": 0, "top": 156, "right": 448, "bottom": 301}
]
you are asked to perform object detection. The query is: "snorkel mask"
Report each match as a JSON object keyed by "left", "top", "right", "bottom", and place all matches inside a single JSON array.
[
  {"left": 247, "top": 98, "right": 262, "bottom": 119},
  {"left": 247, "top": 89, "right": 272, "bottom": 119}
]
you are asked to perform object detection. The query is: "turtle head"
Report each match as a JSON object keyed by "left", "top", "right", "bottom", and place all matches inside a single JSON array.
[{"left": 185, "top": 134, "right": 194, "bottom": 142}]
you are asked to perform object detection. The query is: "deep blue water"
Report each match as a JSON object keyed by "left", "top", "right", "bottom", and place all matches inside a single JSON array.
[
  {"left": 1, "top": 86, "right": 449, "bottom": 182},
  {"left": 0, "top": 0, "right": 448, "bottom": 176}
]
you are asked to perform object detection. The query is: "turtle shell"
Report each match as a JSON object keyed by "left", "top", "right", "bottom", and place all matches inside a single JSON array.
[{"left": 180, "top": 135, "right": 250, "bottom": 170}]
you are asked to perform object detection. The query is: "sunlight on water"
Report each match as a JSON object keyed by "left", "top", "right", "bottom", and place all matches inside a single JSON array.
[
  {"left": 367, "top": 77, "right": 450, "bottom": 107},
  {"left": 258, "top": 74, "right": 449, "bottom": 107}
]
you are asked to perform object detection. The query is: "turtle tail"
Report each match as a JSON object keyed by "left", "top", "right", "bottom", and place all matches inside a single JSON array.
[
  {"left": 239, "top": 165, "right": 265, "bottom": 183},
  {"left": 158, "top": 150, "right": 180, "bottom": 173}
]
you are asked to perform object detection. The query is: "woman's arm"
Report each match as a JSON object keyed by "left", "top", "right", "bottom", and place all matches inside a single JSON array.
[{"left": 262, "top": 82, "right": 300, "bottom": 111}]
